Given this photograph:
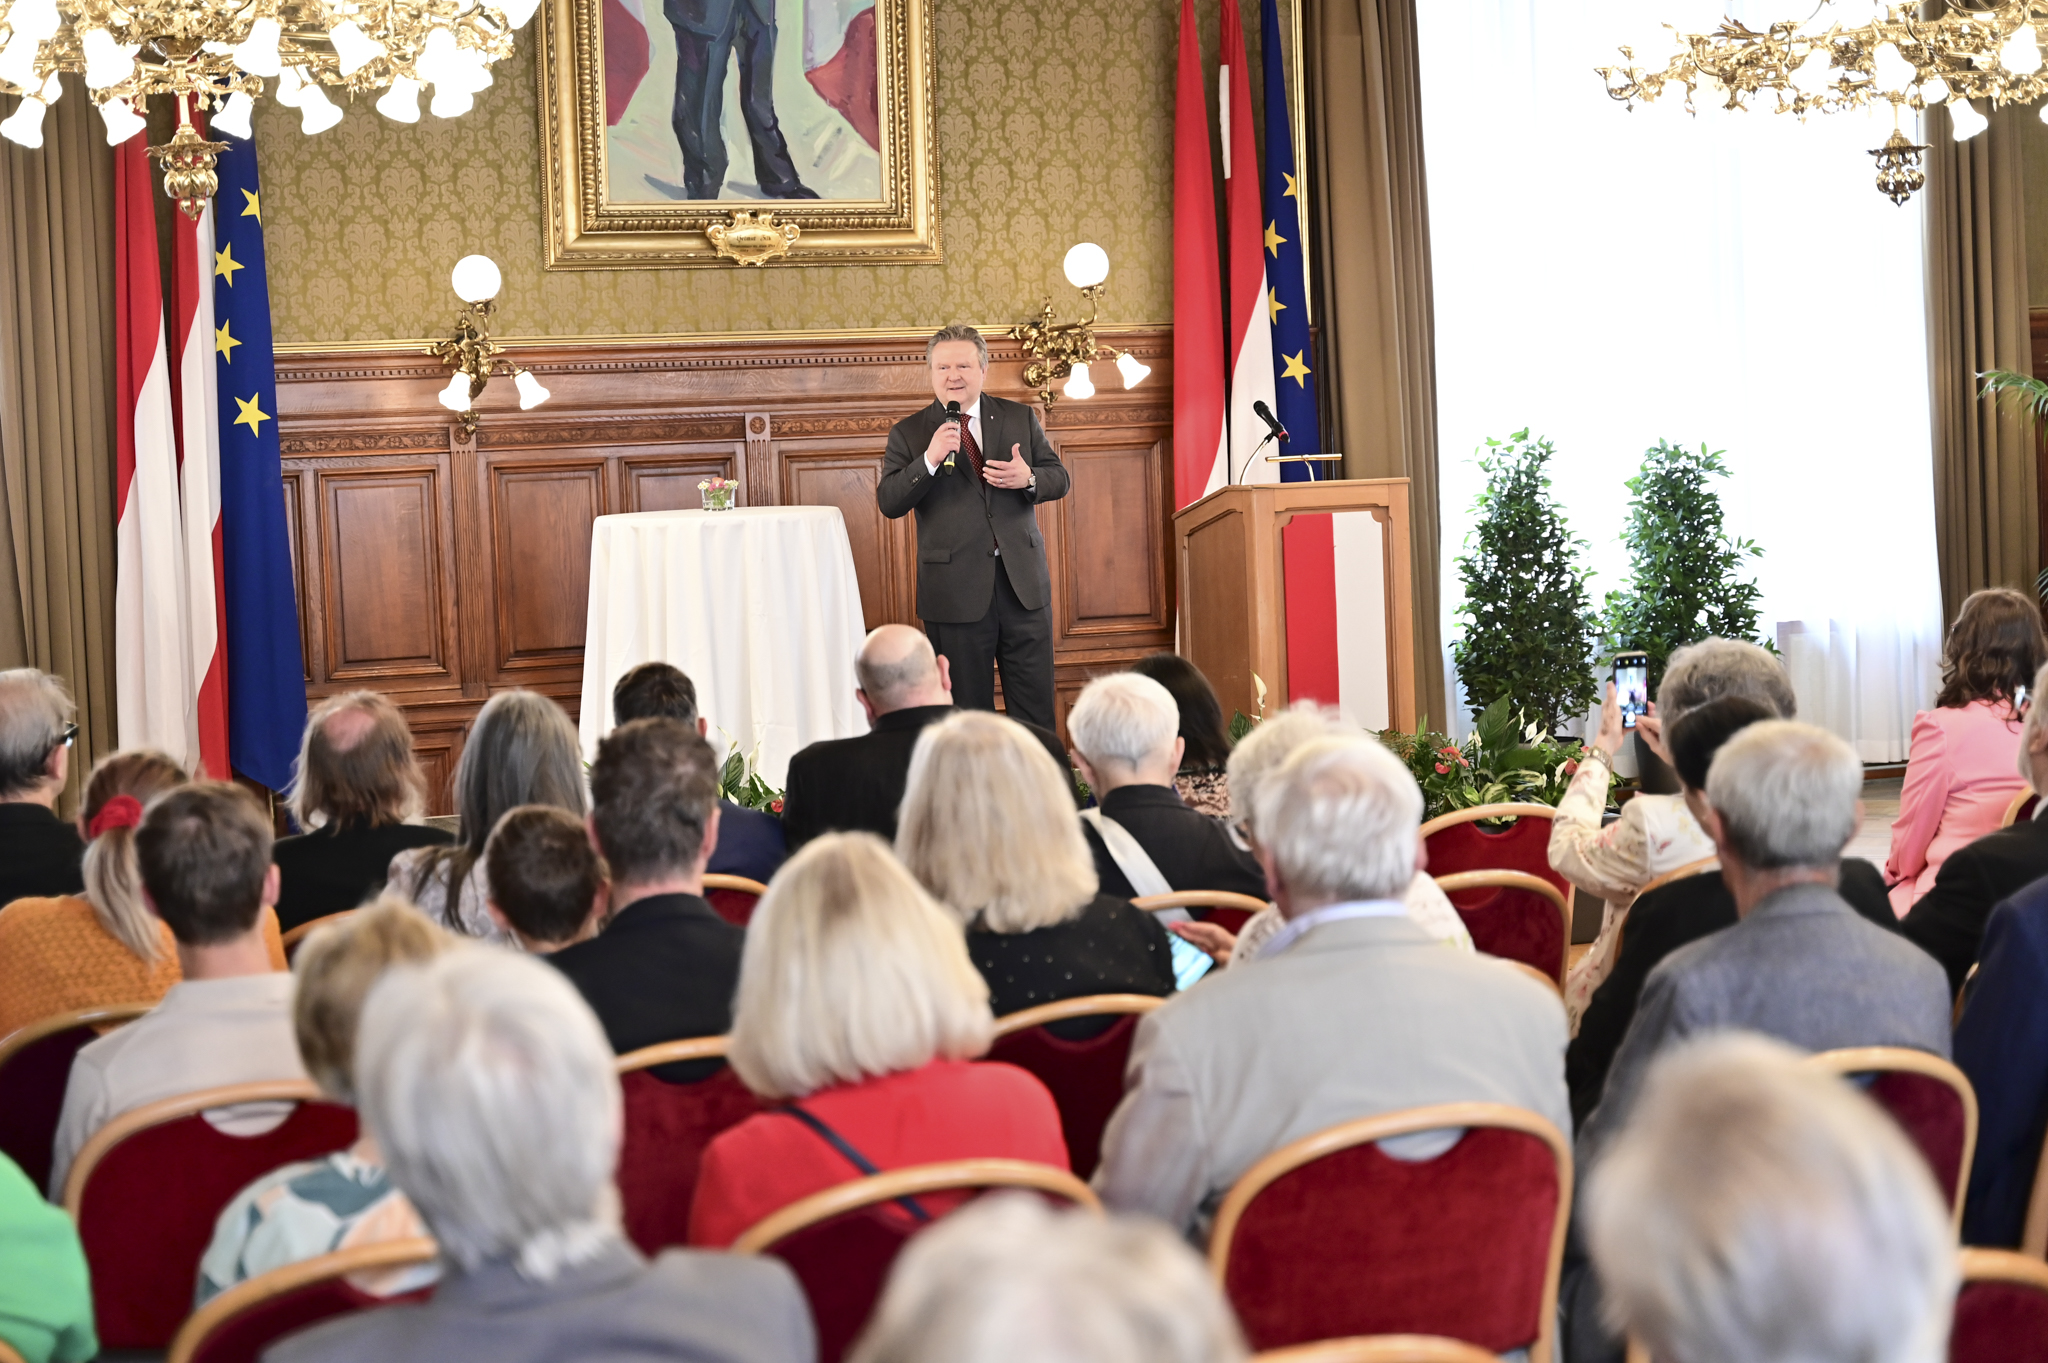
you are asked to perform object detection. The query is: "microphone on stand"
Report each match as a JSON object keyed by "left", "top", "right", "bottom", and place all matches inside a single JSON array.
[
  {"left": 1252, "top": 399, "right": 1289, "bottom": 443},
  {"left": 943, "top": 400, "right": 963, "bottom": 472}
]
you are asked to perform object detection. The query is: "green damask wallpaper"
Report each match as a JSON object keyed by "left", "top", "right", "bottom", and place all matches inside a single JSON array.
[{"left": 253, "top": 0, "right": 1207, "bottom": 344}]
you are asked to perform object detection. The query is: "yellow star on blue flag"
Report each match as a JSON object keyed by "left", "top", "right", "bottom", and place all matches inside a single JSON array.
[
  {"left": 214, "top": 243, "right": 243, "bottom": 286},
  {"left": 240, "top": 188, "right": 260, "bottom": 222},
  {"left": 233, "top": 393, "right": 269, "bottom": 434},
  {"left": 215, "top": 320, "right": 240, "bottom": 362}
]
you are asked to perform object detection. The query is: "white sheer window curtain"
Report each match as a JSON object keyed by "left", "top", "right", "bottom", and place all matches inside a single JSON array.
[{"left": 1416, "top": 0, "right": 1944, "bottom": 760}]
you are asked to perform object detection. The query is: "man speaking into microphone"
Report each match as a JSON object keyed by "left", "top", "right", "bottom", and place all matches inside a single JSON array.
[{"left": 876, "top": 325, "right": 1070, "bottom": 731}]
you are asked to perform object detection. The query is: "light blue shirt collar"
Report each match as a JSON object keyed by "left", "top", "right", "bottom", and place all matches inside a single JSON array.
[{"left": 1260, "top": 898, "right": 1409, "bottom": 958}]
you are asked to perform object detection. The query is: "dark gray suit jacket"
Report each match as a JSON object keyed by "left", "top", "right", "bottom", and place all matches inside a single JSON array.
[
  {"left": 875, "top": 394, "right": 1070, "bottom": 623},
  {"left": 265, "top": 1239, "right": 814, "bottom": 1363}
]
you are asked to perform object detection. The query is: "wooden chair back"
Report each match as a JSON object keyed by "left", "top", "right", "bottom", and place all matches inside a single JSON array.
[
  {"left": 280, "top": 911, "right": 358, "bottom": 961},
  {"left": 1613, "top": 857, "right": 1717, "bottom": 961},
  {"left": 733, "top": 1159, "right": 1099, "bottom": 1363},
  {"left": 1133, "top": 890, "right": 1270, "bottom": 935},
  {"left": 990, "top": 994, "right": 1167, "bottom": 1178},
  {"left": 703, "top": 873, "right": 770, "bottom": 927},
  {"left": 613, "top": 1035, "right": 760, "bottom": 1254},
  {"left": 1256, "top": 1338, "right": 1500, "bottom": 1363},
  {"left": 1209, "top": 1103, "right": 1571, "bottom": 1362},
  {"left": 1952, "top": 1248, "right": 2048, "bottom": 1363},
  {"left": 166, "top": 1237, "right": 439, "bottom": 1363},
  {"left": 0, "top": 1003, "right": 151, "bottom": 1194},
  {"left": 1430, "top": 871, "right": 1571, "bottom": 985},
  {"left": 1804, "top": 1047, "right": 1977, "bottom": 1230},
  {"left": 1419, "top": 805, "right": 1571, "bottom": 904},
  {"left": 2003, "top": 789, "right": 2040, "bottom": 829}
]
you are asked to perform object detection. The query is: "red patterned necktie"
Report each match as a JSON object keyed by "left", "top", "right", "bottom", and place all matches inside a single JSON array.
[{"left": 961, "top": 416, "right": 986, "bottom": 481}]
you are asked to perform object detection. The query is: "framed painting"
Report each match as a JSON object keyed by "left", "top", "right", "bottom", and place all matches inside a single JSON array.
[{"left": 538, "top": 0, "right": 938, "bottom": 267}]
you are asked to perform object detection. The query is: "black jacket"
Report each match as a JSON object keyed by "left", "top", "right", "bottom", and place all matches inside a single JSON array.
[
  {"left": 780, "top": 704, "right": 1072, "bottom": 850},
  {"left": 1902, "top": 815, "right": 2048, "bottom": 995},
  {"left": 875, "top": 395, "right": 1070, "bottom": 623},
  {"left": 272, "top": 822, "right": 455, "bottom": 932},
  {"left": 1566, "top": 857, "right": 1902, "bottom": 1128},
  {"left": 547, "top": 893, "right": 743, "bottom": 1080},
  {"left": 1080, "top": 784, "right": 1267, "bottom": 903},
  {"left": 968, "top": 894, "right": 1176, "bottom": 1023},
  {"left": 0, "top": 803, "right": 83, "bottom": 908}
]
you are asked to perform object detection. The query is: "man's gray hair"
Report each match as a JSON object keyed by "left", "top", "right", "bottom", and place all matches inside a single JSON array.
[
  {"left": 1252, "top": 737, "right": 1421, "bottom": 903},
  {"left": 0, "top": 668, "right": 74, "bottom": 797},
  {"left": 1705, "top": 720, "right": 1860, "bottom": 871},
  {"left": 1658, "top": 638, "right": 1796, "bottom": 725},
  {"left": 356, "top": 946, "right": 622, "bottom": 1279},
  {"left": 1587, "top": 1033, "right": 1954, "bottom": 1363},
  {"left": 1068, "top": 673, "right": 1181, "bottom": 770},
  {"left": 926, "top": 324, "right": 989, "bottom": 368},
  {"left": 855, "top": 627, "right": 940, "bottom": 710},
  {"left": 2017, "top": 658, "right": 2048, "bottom": 785},
  {"left": 851, "top": 1195, "right": 1248, "bottom": 1363},
  {"left": 1224, "top": 702, "right": 1353, "bottom": 831}
]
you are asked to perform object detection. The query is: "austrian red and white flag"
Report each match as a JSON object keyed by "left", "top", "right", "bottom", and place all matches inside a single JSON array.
[
  {"left": 1219, "top": 0, "right": 1277, "bottom": 489},
  {"left": 1172, "top": 0, "right": 1226, "bottom": 507}
]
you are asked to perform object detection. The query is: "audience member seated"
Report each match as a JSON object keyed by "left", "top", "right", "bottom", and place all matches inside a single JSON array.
[
  {"left": 546, "top": 720, "right": 739, "bottom": 1062},
  {"left": 1551, "top": 638, "right": 1796, "bottom": 1019},
  {"left": 0, "top": 668, "right": 85, "bottom": 908},
  {"left": 198, "top": 899, "right": 453, "bottom": 1303},
  {"left": 896, "top": 711, "right": 1174, "bottom": 1021},
  {"left": 1567, "top": 698, "right": 1901, "bottom": 1128},
  {"left": 1954, "top": 854, "right": 2048, "bottom": 1246},
  {"left": 268, "top": 947, "right": 815, "bottom": 1363},
  {"left": 1129, "top": 653, "right": 1235, "bottom": 819},
  {"left": 780, "top": 625, "right": 1070, "bottom": 850},
  {"left": 1886, "top": 586, "right": 2044, "bottom": 917},
  {"left": 1093, "top": 736, "right": 1569, "bottom": 1241},
  {"left": 0, "top": 1151, "right": 94, "bottom": 1363},
  {"left": 1068, "top": 673, "right": 1265, "bottom": 903},
  {"left": 273, "top": 692, "right": 451, "bottom": 932},
  {"left": 851, "top": 1195, "right": 1247, "bottom": 1363},
  {"left": 388, "top": 689, "right": 586, "bottom": 942},
  {"left": 611, "top": 660, "right": 788, "bottom": 886},
  {"left": 687, "top": 833, "right": 1067, "bottom": 1248},
  {"left": 1904, "top": 657, "right": 2048, "bottom": 994},
  {"left": 1587, "top": 1034, "right": 1955, "bottom": 1363},
  {"left": 49, "top": 782, "right": 307, "bottom": 1196},
  {"left": 482, "top": 805, "right": 607, "bottom": 954}
]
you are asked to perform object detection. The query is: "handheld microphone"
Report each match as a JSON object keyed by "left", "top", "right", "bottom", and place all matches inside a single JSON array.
[
  {"left": 943, "top": 400, "right": 963, "bottom": 471},
  {"left": 1252, "top": 399, "right": 1289, "bottom": 442}
]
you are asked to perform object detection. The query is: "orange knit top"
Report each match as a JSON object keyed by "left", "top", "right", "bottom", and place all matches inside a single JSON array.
[{"left": 0, "top": 897, "right": 290, "bottom": 1041}]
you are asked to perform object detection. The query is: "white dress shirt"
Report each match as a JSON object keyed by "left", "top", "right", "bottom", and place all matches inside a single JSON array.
[{"left": 923, "top": 399, "right": 984, "bottom": 476}]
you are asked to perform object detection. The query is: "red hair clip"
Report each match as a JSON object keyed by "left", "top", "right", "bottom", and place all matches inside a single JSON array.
[{"left": 86, "top": 794, "right": 144, "bottom": 841}]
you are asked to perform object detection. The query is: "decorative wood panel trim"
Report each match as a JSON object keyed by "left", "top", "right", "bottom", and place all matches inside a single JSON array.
[
  {"left": 315, "top": 466, "right": 455, "bottom": 683},
  {"left": 279, "top": 471, "right": 311, "bottom": 681},
  {"left": 488, "top": 459, "right": 609, "bottom": 671}
]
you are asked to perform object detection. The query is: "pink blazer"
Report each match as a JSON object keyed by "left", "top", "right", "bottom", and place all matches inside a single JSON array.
[{"left": 1887, "top": 698, "right": 2028, "bottom": 916}]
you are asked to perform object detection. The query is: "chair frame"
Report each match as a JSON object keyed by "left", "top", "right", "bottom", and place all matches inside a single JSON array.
[
  {"left": 0, "top": 1001, "right": 153, "bottom": 1068},
  {"left": 1803, "top": 1047, "right": 1977, "bottom": 1233},
  {"left": 280, "top": 912, "right": 357, "bottom": 957},
  {"left": 1961, "top": 1245, "right": 2048, "bottom": 1291},
  {"left": 1417, "top": 804, "right": 1558, "bottom": 841},
  {"left": 2020, "top": 1122, "right": 2048, "bottom": 1259},
  {"left": 1501, "top": 961, "right": 1562, "bottom": 999},
  {"left": 730, "top": 1158, "right": 1100, "bottom": 1255},
  {"left": 1255, "top": 1337, "right": 1500, "bottom": 1363},
  {"left": 62, "top": 1079, "right": 329, "bottom": 1216},
  {"left": 1430, "top": 871, "right": 1572, "bottom": 985},
  {"left": 992, "top": 994, "right": 1166, "bottom": 1037},
  {"left": 2003, "top": 788, "right": 2039, "bottom": 830},
  {"left": 1631, "top": 856, "right": 1718, "bottom": 901},
  {"left": 703, "top": 874, "right": 770, "bottom": 896},
  {"left": 615, "top": 1034, "right": 731, "bottom": 1074},
  {"left": 164, "top": 1236, "right": 440, "bottom": 1363},
  {"left": 1133, "top": 891, "right": 1270, "bottom": 917},
  {"left": 1208, "top": 1102, "right": 1572, "bottom": 1363}
]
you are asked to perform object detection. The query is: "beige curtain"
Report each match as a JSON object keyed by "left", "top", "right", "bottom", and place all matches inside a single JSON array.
[
  {"left": 1304, "top": 0, "right": 1445, "bottom": 724},
  {"left": 1925, "top": 102, "right": 2036, "bottom": 625},
  {"left": 0, "top": 80, "right": 118, "bottom": 811}
]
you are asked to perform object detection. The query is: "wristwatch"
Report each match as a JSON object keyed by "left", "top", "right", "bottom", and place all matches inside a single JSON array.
[{"left": 1026, "top": 470, "right": 1038, "bottom": 494}]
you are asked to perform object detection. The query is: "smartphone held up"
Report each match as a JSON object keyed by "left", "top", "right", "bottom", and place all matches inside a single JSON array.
[{"left": 1613, "top": 651, "right": 1649, "bottom": 730}]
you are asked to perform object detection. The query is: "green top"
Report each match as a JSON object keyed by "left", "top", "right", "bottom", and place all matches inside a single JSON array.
[{"left": 0, "top": 1152, "right": 94, "bottom": 1363}]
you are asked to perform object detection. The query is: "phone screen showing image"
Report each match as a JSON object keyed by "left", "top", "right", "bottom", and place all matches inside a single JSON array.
[
  {"left": 1614, "top": 654, "right": 1650, "bottom": 730},
  {"left": 1169, "top": 933, "right": 1215, "bottom": 990}
]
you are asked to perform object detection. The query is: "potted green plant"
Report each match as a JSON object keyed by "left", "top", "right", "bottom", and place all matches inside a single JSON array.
[{"left": 1978, "top": 370, "right": 2048, "bottom": 608}]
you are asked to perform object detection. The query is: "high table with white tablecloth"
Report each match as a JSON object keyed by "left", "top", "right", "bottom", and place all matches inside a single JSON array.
[{"left": 578, "top": 506, "right": 868, "bottom": 787}]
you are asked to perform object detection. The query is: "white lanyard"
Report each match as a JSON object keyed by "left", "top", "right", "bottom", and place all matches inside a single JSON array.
[{"left": 1260, "top": 899, "right": 1407, "bottom": 959}]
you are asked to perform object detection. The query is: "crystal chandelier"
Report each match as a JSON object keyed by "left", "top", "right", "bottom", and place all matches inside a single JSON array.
[
  {"left": 1596, "top": 2, "right": 2048, "bottom": 204},
  {"left": 0, "top": 0, "right": 539, "bottom": 217}
]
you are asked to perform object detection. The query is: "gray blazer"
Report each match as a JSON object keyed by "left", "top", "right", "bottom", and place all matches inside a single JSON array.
[
  {"left": 265, "top": 1239, "right": 814, "bottom": 1363},
  {"left": 1578, "top": 881, "right": 1952, "bottom": 1174},
  {"left": 875, "top": 394, "right": 1070, "bottom": 623},
  {"left": 1092, "top": 914, "right": 1572, "bottom": 1240}
]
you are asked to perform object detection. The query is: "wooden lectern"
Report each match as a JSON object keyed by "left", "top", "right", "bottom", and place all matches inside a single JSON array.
[{"left": 1174, "top": 478, "right": 1415, "bottom": 733}]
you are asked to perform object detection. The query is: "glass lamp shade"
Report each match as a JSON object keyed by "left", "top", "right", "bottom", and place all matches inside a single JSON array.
[
  {"left": 514, "top": 369, "right": 551, "bottom": 409},
  {"left": 2002, "top": 24, "right": 2043, "bottom": 75},
  {"left": 274, "top": 65, "right": 306, "bottom": 108},
  {"left": 232, "top": 17, "right": 283, "bottom": 77},
  {"left": 297, "top": 83, "right": 343, "bottom": 133},
  {"left": 1062, "top": 242, "right": 1110, "bottom": 289},
  {"left": 1871, "top": 41, "right": 1915, "bottom": 94},
  {"left": 1063, "top": 362, "right": 1096, "bottom": 400},
  {"left": 376, "top": 77, "right": 422, "bottom": 123},
  {"left": 429, "top": 84, "right": 475, "bottom": 118},
  {"left": 98, "top": 96, "right": 147, "bottom": 144},
  {"left": 438, "top": 372, "right": 473, "bottom": 412},
  {"left": 329, "top": 21, "right": 387, "bottom": 76},
  {"left": 0, "top": 97, "right": 46, "bottom": 149},
  {"left": 211, "top": 92, "right": 255, "bottom": 139},
  {"left": 451, "top": 254, "right": 501, "bottom": 303},
  {"left": 1921, "top": 74, "right": 1950, "bottom": 104},
  {"left": 493, "top": 0, "right": 544, "bottom": 26},
  {"left": 1949, "top": 96, "right": 1989, "bottom": 140},
  {"left": 1114, "top": 351, "right": 1151, "bottom": 389},
  {"left": 80, "top": 28, "right": 137, "bottom": 90}
]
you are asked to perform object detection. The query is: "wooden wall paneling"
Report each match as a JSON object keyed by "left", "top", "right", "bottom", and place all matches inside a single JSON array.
[
  {"left": 279, "top": 471, "right": 311, "bottom": 680},
  {"left": 1050, "top": 432, "right": 1173, "bottom": 648},
  {"left": 315, "top": 462, "right": 456, "bottom": 684},
  {"left": 485, "top": 456, "right": 609, "bottom": 673},
  {"left": 621, "top": 448, "right": 743, "bottom": 512},
  {"left": 779, "top": 440, "right": 919, "bottom": 631},
  {"left": 745, "top": 412, "right": 773, "bottom": 499}
]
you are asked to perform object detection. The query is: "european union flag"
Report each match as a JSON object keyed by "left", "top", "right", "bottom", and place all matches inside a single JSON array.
[
  {"left": 213, "top": 130, "right": 307, "bottom": 794},
  {"left": 1260, "top": 0, "right": 1323, "bottom": 481}
]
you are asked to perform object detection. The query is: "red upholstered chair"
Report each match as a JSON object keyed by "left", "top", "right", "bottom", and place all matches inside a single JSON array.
[
  {"left": 1952, "top": 1248, "right": 2048, "bottom": 1363},
  {"left": 64, "top": 1080, "right": 360, "bottom": 1350},
  {"left": 1430, "top": 872, "right": 1571, "bottom": 986},
  {"left": 1419, "top": 805, "right": 1570, "bottom": 901},
  {"left": 614, "top": 1035, "right": 761, "bottom": 1255},
  {"left": 1133, "top": 890, "right": 1271, "bottom": 936},
  {"left": 1208, "top": 1102, "right": 1571, "bottom": 1362},
  {"left": 1804, "top": 1047, "right": 1976, "bottom": 1229},
  {"left": 989, "top": 994, "right": 1166, "bottom": 1179},
  {"left": 1256, "top": 1338, "right": 1501, "bottom": 1363},
  {"left": 703, "top": 874, "right": 769, "bottom": 927},
  {"left": 165, "top": 1237, "right": 440, "bottom": 1363},
  {"left": 0, "top": 1003, "right": 151, "bottom": 1195},
  {"left": 2002, "top": 790, "right": 2039, "bottom": 830},
  {"left": 733, "top": 1159, "right": 1100, "bottom": 1363}
]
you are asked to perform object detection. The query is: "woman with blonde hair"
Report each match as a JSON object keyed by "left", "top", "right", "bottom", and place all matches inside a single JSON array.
[
  {"left": 0, "top": 751, "right": 286, "bottom": 1037},
  {"left": 896, "top": 712, "right": 1175, "bottom": 1020},
  {"left": 686, "top": 833, "right": 1067, "bottom": 1249}
]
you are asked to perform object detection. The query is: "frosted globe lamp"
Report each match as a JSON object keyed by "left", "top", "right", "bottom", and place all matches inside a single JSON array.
[
  {"left": 1063, "top": 242, "right": 1109, "bottom": 289},
  {"left": 452, "top": 254, "right": 501, "bottom": 303},
  {"left": 1063, "top": 363, "right": 1096, "bottom": 400},
  {"left": 514, "top": 369, "right": 552, "bottom": 409},
  {"left": 1114, "top": 351, "right": 1151, "bottom": 389},
  {"left": 438, "top": 372, "right": 472, "bottom": 412}
]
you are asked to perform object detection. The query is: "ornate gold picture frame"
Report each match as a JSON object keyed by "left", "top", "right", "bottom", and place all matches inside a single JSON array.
[{"left": 537, "top": 0, "right": 938, "bottom": 268}]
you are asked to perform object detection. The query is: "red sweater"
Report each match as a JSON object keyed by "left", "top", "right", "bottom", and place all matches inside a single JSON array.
[{"left": 687, "top": 1058, "right": 1069, "bottom": 1248}]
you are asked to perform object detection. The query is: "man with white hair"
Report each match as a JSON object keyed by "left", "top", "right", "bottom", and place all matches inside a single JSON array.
[
  {"left": 1093, "top": 736, "right": 1569, "bottom": 1240},
  {"left": 267, "top": 947, "right": 814, "bottom": 1363},
  {"left": 0, "top": 668, "right": 85, "bottom": 906},
  {"left": 1068, "top": 672, "right": 1265, "bottom": 902}
]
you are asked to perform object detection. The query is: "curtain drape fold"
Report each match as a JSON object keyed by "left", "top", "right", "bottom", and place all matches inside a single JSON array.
[
  {"left": 0, "top": 80, "right": 118, "bottom": 809},
  {"left": 1925, "top": 103, "right": 2036, "bottom": 624},
  {"left": 1304, "top": 0, "right": 1445, "bottom": 725}
]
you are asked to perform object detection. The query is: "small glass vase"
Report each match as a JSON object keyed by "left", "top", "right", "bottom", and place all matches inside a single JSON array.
[{"left": 700, "top": 485, "right": 736, "bottom": 511}]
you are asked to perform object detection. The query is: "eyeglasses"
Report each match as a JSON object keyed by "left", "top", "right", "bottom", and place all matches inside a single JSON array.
[{"left": 60, "top": 722, "right": 77, "bottom": 747}]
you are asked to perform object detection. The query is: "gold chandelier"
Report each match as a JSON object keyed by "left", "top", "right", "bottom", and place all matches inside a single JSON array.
[
  {"left": 1596, "top": 2, "right": 2048, "bottom": 204},
  {"left": 0, "top": 0, "right": 537, "bottom": 217}
]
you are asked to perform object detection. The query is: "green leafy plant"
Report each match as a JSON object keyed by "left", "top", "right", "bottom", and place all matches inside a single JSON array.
[
  {"left": 715, "top": 730, "right": 783, "bottom": 813},
  {"left": 1452, "top": 431, "right": 1601, "bottom": 736},
  {"left": 1600, "top": 440, "right": 1768, "bottom": 696},
  {"left": 1977, "top": 372, "right": 2048, "bottom": 610},
  {"left": 1377, "top": 697, "right": 1611, "bottom": 820}
]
